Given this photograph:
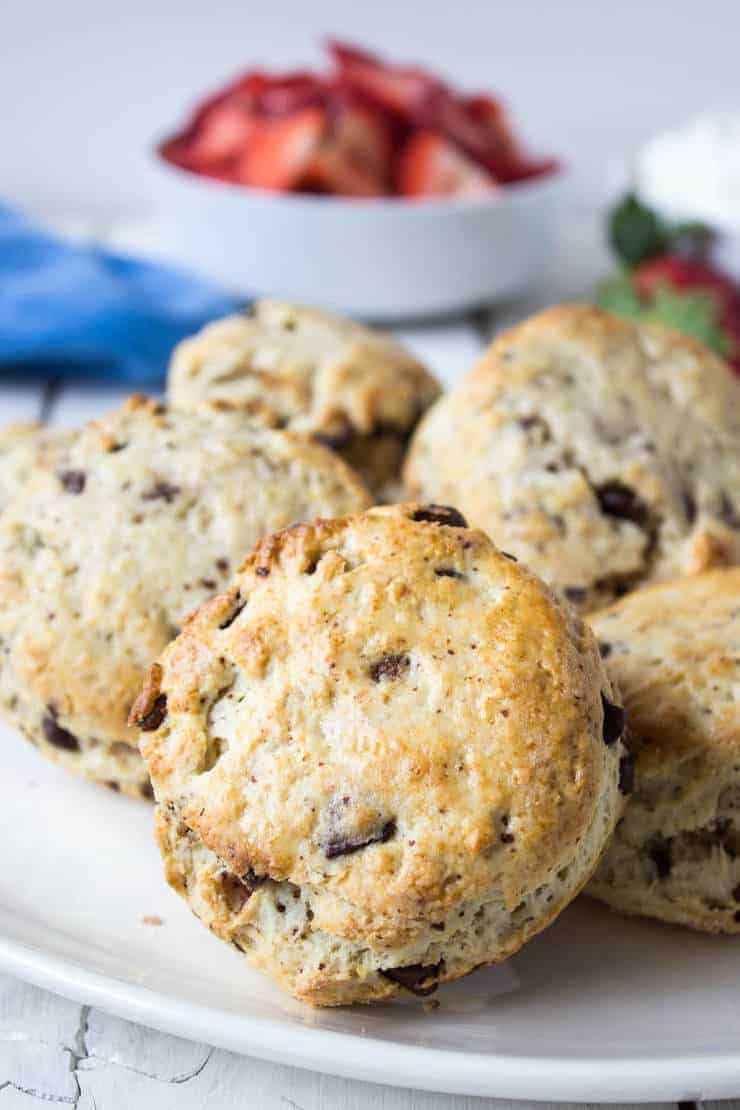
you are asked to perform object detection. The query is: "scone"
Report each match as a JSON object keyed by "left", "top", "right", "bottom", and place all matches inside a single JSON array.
[
  {"left": 0, "top": 396, "right": 370, "bottom": 797},
  {"left": 588, "top": 569, "right": 740, "bottom": 932},
  {"left": 0, "top": 423, "right": 73, "bottom": 510},
  {"left": 404, "top": 305, "right": 740, "bottom": 610},
  {"left": 167, "top": 299, "right": 441, "bottom": 494},
  {"left": 136, "top": 503, "right": 626, "bottom": 1005}
]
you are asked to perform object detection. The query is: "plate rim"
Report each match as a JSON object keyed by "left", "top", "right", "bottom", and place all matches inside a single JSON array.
[{"left": 2, "top": 931, "right": 740, "bottom": 1102}]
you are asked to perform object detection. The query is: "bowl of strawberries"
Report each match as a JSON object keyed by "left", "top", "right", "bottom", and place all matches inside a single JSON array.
[{"left": 151, "top": 41, "right": 562, "bottom": 320}]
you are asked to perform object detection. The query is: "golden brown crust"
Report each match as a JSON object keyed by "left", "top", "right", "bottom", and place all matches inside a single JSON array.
[
  {"left": 404, "top": 305, "right": 740, "bottom": 611},
  {"left": 139, "top": 503, "right": 624, "bottom": 1003},
  {"left": 167, "top": 300, "right": 441, "bottom": 493},
  {"left": 588, "top": 569, "right": 740, "bottom": 931},
  {"left": 0, "top": 398, "right": 370, "bottom": 791}
]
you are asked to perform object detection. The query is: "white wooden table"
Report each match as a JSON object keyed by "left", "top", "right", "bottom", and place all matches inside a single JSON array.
[{"left": 2, "top": 213, "right": 712, "bottom": 1109}]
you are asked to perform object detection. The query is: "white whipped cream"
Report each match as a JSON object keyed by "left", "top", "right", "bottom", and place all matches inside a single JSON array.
[{"left": 634, "top": 112, "right": 740, "bottom": 232}]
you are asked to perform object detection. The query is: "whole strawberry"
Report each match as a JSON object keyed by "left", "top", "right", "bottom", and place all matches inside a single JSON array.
[{"left": 598, "top": 194, "right": 740, "bottom": 371}]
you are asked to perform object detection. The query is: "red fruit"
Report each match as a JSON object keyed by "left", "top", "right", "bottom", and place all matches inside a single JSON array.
[
  {"left": 467, "top": 95, "right": 558, "bottom": 182},
  {"left": 330, "top": 41, "right": 554, "bottom": 186},
  {"left": 397, "top": 130, "right": 498, "bottom": 198},
  {"left": 237, "top": 108, "right": 327, "bottom": 191},
  {"left": 634, "top": 253, "right": 737, "bottom": 315},
  {"left": 328, "top": 39, "right": 438, "bottom": 118},
  {"left": 305, "top": 146, "right": 385, "bottom": 197},
  {"left": 634, "top": 252, "right": 740, "bottom": 370},
  {"left": 186, "top": 101, "right": 259, "bottom": 165},
  {"left": 327, "top": 95, "right": 392, "bottom": 182},
  {"left": 255, "top": 73, "right": 327, "bottom": 117}
]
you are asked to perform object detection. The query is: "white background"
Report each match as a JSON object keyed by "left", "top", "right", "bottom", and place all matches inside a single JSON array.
[{"left": 2, "top": 0, "right": 740, "bottom": 221}]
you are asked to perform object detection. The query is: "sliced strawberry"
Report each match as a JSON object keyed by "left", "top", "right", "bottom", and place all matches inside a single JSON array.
[
  {"left": 330, "top": 41, "right": 554, "bottom": 186},
  {"left": 256, "top": 73, "right": 327, "bottom": 117},
  {"left": 186, "top": 101, "right": 259, "bottom": 165},
  {"left": 236, "top": 107, "right": 326, "bottom": 191},
  {"left": 213, "top": 71, "right": 272, "bottom": 107},
  {"left": 328, "top": 40, "right": 441, "bottom": 118},
  {"left": 326, "top": 93, "right": 392, "bottom": 183},
  {"left": 397, "top": 130, "right": 497, "bottom": 198},
  {"left": 305, "top": 145, "right": 385, "bottom": 197},
  {"left": 467, "top": 96, "right": 519, "bottom": 152}
]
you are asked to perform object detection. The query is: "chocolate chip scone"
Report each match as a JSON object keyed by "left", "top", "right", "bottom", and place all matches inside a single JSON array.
[
  {"left": 0, "top": 396, "right": 370, "bottom": 797},
  {"left": 136, "top": 503, "right": 626, "bottom": 1006},
  {"left": 0, "top": 423, "right": 74, "bottom": 511},
  {"left": 167, "top": 300, "right": 441, "bottom": 495},
  {"left": 404, "top": 305, "right": 740, "bottom": 611},
  {"left": 588, "top": 569, "right": 740, "bottom": 932}
]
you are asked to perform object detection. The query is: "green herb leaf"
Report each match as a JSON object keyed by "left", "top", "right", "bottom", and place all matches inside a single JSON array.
[
  {"left": 665, "top": 221, "right": 715, "bottom": 258},
  {"left": 597, "top": 270, "right": 644, "bottom": 318},
  {"left": 608, "top": 193, "right": 667, "bottom": 266},
  {"left": 598, "top": 270, "right": 730, "bottom": 357},
  {"left": 645, "top": 285, "right": 731, "bottom": 356}
]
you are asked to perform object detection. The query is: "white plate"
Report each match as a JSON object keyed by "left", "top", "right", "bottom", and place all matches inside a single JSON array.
[{"left": 3, "top": 722, "right": 740, "bottom": 1103}]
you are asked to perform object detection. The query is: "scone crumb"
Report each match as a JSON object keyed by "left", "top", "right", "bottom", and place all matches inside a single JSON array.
[{"left": 141, "top": 914, "right": 164, "bottom": 926}]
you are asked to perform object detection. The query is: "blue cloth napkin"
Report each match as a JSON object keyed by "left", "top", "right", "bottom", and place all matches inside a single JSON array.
[{"left": 0, "top": 204, "right": 240, "bottom": 384}]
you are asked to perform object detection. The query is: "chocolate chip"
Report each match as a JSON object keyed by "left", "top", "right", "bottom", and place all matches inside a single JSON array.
[
  {"left": 500, "top": 831, "right": 515, "bottom": 844},
  {"left": 601, "top": 693, "right": 625, "bottom": 745},
  {"left": 434, "top": 567, "right": 465, "bottom": 579},
  {"left": 220, "top": 869, "right": 262, "bottom": 913},
  {"left": 255, "top": 566, "right": 270, "bottom": 578},
  {"left": 324, "top": 819, "right": 396, "bottom": 859},
  {"left": 598, "top": 641, "right": 612, "bottom": 659},
  {"left": 411, "top": 505, "right": 468, "bottom": 528},
  {"left": 42, "top": 713, "right": 80, "bottom": 752},
  {"left": 734, "top": 910, "right": 740, "bottom": 924},
  {"left": 719, "top": 491, "right": 740, "bottom": 529},
  {"left": 682, "top": 489, "right": 697, "bottom": 525},
  {"left": 140, "top": 781, "right": 155, "bottom": 800},
  {"left": 380, "top": 961, "right": 444, "bottom": 996},
  {"left": 136, "top": 694, "right": 167, "bottom": 732},
  {"left": 215, "top": 558, "right": 230, "bottom": 574},
  {"left": 142, "top": 481, "right": 180, "bottom": 503},
  {"left": 57, "top": 469, "right": 86, "bottom": 494},
  {"left": 564, "top": 586, "right": 587, "bottom": 604},
  {"left": 648, "top": 837, "right": 672, "bottom": 879},
  {"left": 369, "top": 653, "right": 410, "bottom": 682},
  {"left": 106, "top": 781, "right": 120, "bottom": 792},
  {"left": 516, "top": 414, "right": 551, "bottom": 442},
  {"left": 618, "top": 752, "right": 635, "bottom": 795},
  {"left": 431, "top": 922, "right": 445, "bottom": 931},
  {"left": 219, "top": 595, "right": 246, "bottom": 629},
  {"left": 315, "top": 423, "right": 354, "bottom": 451},
  {"left": 501, "top": 551, "right": 518, "bottom": 561},
  {"left": 596, "top": 482, "right": 648, "bottom": 527},
  {"left": 200, "top": 578, "right": 216, "bottom": 590}
]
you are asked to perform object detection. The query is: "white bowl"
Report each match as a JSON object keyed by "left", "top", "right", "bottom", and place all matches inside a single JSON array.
[{"left": 148, "top": 153, "right": 565, "bottom": 321}]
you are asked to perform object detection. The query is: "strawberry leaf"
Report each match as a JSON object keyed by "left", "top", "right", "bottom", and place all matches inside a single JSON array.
[
  {"left": 597, "top": 270, "right": 644, "bottom": 317},
  {"left": 598, "top": 271, "right": 731, "bottom": 358},
  {"left": 609, "top": 193, "right": 667, "bottom": 266},
  {"left": 644, "top": 285, "right": 731, "bottom": 356},
  {"left": 666, "top": 221, "right": 715, "bottom": 258}
]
